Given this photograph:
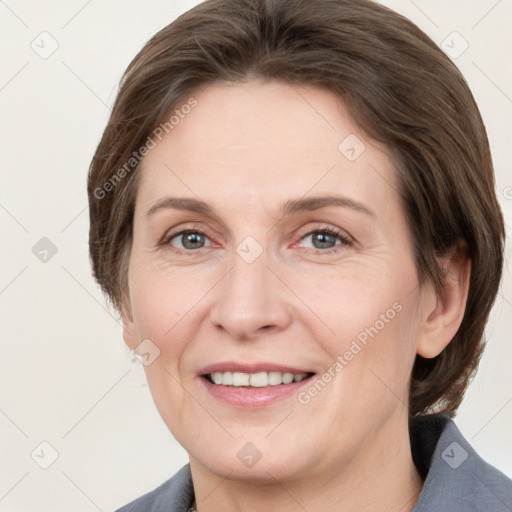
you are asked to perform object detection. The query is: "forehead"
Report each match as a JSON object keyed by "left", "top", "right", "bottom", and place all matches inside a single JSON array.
[{"left": 137, "top": 80, "right": 398, "bottom": 215}]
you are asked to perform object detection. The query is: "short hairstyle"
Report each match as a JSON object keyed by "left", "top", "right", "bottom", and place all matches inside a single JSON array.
[{"left": 87, "top": 0, "right": 505, "bottom": 415}]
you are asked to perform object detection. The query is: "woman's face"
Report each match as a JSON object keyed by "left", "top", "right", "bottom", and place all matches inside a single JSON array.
[{"left": 123, "top": 80, "right": 435, "bottom": 482}]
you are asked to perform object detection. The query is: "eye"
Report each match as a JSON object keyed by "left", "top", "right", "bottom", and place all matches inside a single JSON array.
[
  {"left": 298, "top": 226, "right": 352, "bottom": 252},
  {"left": 302, "top": 232, "right": 339, "bottom": 250},
  {"left": 166, "top": 230, "right": 212, "bottom": 250}
]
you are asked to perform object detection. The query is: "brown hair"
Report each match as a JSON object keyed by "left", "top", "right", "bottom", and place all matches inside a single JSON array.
[{"left": 88, "top": 0, "right": 505, "bottom": 415}]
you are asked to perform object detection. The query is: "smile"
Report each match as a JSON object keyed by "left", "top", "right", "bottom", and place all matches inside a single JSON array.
[
  {"left": 205, "top": 371, "right": 314, "bottom": 387},
  {"left": 199, "top": 365, "right": 316, "bottom": 408}
]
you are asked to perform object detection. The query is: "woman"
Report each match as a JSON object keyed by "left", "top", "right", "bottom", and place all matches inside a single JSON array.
[{"left": 87, "top": 0, "right": 512, "bottom": 510}]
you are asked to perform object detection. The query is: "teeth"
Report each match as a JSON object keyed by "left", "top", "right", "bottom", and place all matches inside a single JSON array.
[
  {"left": 282, "top": 372, "right": 294, "bottom": 384},
  {"left": 268, "top": 371, "right": 283, "bottom": 385},
  {"left": 232, "top": 372, "right": 250, "bottom": 386},
  {"left": 208, "top": 371, "right": 310, "bottom": 387},
  {"left": 250, "top": 372, "right": 268, "bottom": 387}
]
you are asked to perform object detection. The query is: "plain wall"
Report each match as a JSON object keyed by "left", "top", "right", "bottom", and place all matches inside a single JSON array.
[{"left": 0, "top": 1, "right": 511, "bottom": 510}]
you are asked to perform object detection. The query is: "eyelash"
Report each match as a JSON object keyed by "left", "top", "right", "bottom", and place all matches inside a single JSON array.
[
  {"left": 298, "top": 226, "right": 353, "bottom": 254},
  {"left": 160, "top": 224, "right": 353, "bottom": 255}
]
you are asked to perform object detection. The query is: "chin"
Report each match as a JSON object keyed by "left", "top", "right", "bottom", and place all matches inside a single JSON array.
[{"left": 190, "top": 436, "right": 311, "bottom": 483}]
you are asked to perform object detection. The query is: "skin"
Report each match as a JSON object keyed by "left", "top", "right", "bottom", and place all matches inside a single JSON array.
[{"left": 122, "top": 80, "right": 471, "bottom": 511}]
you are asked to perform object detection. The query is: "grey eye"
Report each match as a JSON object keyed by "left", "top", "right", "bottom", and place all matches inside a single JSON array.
[
  {"left": 302, "top": 232, "right": 340, "bottom": 249},
  {"left": 170, "top": 231, "right": 208, "bottom": 250}
]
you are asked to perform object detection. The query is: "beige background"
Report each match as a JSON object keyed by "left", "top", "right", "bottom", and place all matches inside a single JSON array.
[{"left": 0, "top": 1, "right": 511, "bottom": 510}]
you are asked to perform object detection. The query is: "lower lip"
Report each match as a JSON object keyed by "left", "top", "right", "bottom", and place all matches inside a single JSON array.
[{"left": 200, "top": 375, "right": 315, "bottom": 408}]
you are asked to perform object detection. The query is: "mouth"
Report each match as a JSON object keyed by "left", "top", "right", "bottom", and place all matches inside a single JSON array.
[
  {"left": 202, "top": 371, "right": 315, "bottom": 387},
  {"left": 197, "top": 363, "right": 316, "bottom": 408}
]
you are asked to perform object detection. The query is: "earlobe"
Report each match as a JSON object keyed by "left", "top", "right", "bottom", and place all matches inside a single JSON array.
[{"left": 416, "top": 243, "right": 471, "bottom": 359}]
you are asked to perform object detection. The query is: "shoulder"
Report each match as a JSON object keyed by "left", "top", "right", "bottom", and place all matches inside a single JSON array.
[
  {"left": 412, "top": 414, "right": 512, "bottom": 511},
  {"left": 114, "top": 464, "right": 194, "bottom": 512}
]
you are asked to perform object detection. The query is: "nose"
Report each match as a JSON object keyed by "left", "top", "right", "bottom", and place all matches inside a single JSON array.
[{"left": 208, "top": 247, "right": 293, "bottom": 341}]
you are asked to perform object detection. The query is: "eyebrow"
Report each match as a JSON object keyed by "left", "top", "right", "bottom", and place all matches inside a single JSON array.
[
  {"left": 145, "top": 195, "right": 375, "bottom": 219},
  {"left": 283, "top": 195, "right": 374, "bottom": 217}
]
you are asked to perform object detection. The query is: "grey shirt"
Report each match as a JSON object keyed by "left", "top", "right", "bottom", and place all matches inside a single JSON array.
[{"left": 115, "top": 414, "right": 512, "bottom": 511}]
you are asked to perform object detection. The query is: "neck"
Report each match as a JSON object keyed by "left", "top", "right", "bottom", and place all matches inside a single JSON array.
[{"left": 189, "top": 414, "right": 423, "bottom": 512}]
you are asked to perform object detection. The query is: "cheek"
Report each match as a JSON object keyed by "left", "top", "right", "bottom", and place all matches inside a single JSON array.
[
  {"left": 129, "top": 267, "right": 207, "bottom": 435},
  {"left": 334, "top": 297, "right": 421, "bottom": 415},
  {"left": 299, "top": 263, "right": 420, "bottom": 401},
  {"left": 128, "top": 265, "right": 205, "bottom": 379},
  {"left": 292, "top": 268, "right": 403, "bottom": 345},
  {"left": 129, "top": 255, "right": 206, "bottom": 336}
]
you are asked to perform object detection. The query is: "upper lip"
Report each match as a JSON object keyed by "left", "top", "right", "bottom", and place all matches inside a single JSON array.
[{"left": 198, "top": 361, "right": 315, "bottom": 376}]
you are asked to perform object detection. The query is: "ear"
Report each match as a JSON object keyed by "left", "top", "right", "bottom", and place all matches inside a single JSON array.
[
  {"left": 416, "top": 243, "right": 471, "bottom": 359},
  {"left": 120, "top": 300, "right": 138, "bottom": 351}
]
